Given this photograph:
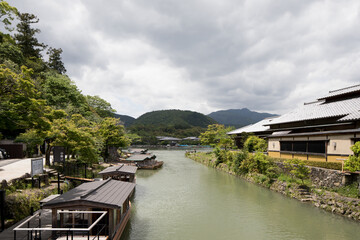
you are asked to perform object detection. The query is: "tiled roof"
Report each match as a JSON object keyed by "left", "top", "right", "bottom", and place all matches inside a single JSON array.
[
  {"left": 318, "top": 84, "right": 360, "bottom": 100},
  {"left": 227, "top": 118, "right": 275, "bottom": 135},
  {"left": 43, "top": 179, "right": 135, "bottom": 209},
  {"left": 267, "top": 97, "right": 360, "bottom": 125}
]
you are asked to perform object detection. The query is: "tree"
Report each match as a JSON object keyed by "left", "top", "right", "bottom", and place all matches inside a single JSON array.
[
  {"left": 47, "top": 47, "right": 66, "bottom": 74},
  {"left": 15, "top": 129, "right": 43, "bottom": 157},
  {"left": 41, "top": 72, "right": 90, "bottom": 116},
  {"left": 199, "top": 124, "right": 234, "bottom": 149},
  {"left": 0, "top": 1, "right": 18, "bottom": 32},
  {"left": 0, "top": 65, "right": 51, "bottom": 138},
  {"left": 243, "top": 136, "right": 267, "bottom": 152},
  {"left": 98, "top": 117, "right": 130, "bottom": 161},
  {"left": 47, "top": 114, "right": 100, "bottom": 164},
  {"left": 344, "top": 142, "right": 360, "bottom": 172},
  {"left": 86, "top": 95, "right": 115, "bottom": 118},
  {"left": 14, "top": 13, "right": 46, "bottom": 59}
]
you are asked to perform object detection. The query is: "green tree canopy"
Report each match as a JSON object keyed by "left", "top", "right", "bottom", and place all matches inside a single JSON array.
[
  {"left": 47, "top": 47, "right": 66, "bottom": 74},
  {"left": 199, "top": 124, "right": 234, "bottom": 149},
  {"left": 243, "top": 136, "right": 267, "bottom": 152},
  {"left": 86, "top": 95, "right": 115, "bottom": 118},
  {"left": 0, "top": 65, "right": 51, "bottom": 137},
  {"left": 14, "top": 13, "right": 46, "bottom": 59},
  {"left": 48, "top": 114, "right": 100, "bottom": 163},
  {"left": 0, "top": 0, "right": 18, "bottom": 32}
]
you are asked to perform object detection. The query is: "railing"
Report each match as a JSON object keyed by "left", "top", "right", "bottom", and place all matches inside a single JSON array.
[{"left": 13, "top": 210, "right": 108, "bottom": 240}]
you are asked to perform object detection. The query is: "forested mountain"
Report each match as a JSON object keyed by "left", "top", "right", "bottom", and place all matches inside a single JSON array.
[
  {"left": 208, "top": 108, "right": 277, "bottom": 128},
  {"left": 0, "top": 2, "right": 130, "bottom": 162},
  {"left": 133, "top": 110, "right": 216, "bottom": 127},
  {"left": 113, "top": 113, "right": 135, "bottom": 127},
  {"left": 128, "top": 110, "right": 217, "bottom": 144}
]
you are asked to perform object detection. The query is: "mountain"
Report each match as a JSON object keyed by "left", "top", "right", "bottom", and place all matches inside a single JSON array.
[
  {"left": 132, "top": 109, "right": 217, "bottom": 128},
  {"left": 129, "top": 110, "right": 217, "bottom": 144},
  {"left": 113, "top": 113, "right": 136, "bottom": 127},
  {"left": 208, "top": 108, "right": 277, "bottom": 128}
]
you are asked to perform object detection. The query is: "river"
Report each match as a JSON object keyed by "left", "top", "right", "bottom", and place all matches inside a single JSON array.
[{"left": 122, "top": 150, "right": 360, "bottom": 240}]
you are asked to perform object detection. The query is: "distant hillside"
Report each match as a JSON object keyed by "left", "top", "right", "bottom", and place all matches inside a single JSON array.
[
  {"left": 113, "top": 113, "right": 136, "bottom": 127},
  {"left": 132, "top": 109, "right": 217, "bottom": 128},
  {"left": 129, "top": 110, "right": 217, "bottom": 144},
  {"left": 208, "top": 108, "right": 277, "bottom": 128}
]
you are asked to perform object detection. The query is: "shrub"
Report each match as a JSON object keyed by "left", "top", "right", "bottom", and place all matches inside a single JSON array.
[
  {"left": 284, "top": 158, "right": 310, "bottom": 185},
  {"left": 344, "top": 142, "right": 360, "bottom": 172},
  {"left": 243, "top": 136, "right": 267, "bottom": 152},
  {"left": 233, "top": 151, "right": 248, "bottom": 174},
  {"left": 239, "top": 152, "right": 273, "bottom": 174}
]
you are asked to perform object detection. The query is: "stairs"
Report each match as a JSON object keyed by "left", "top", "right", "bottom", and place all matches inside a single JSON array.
[
  {"left": 45, "top": 168, "right": 65, "bottom": 183},
  {"left": 298, "top": 186, "right": 313, "bottom": 202}
]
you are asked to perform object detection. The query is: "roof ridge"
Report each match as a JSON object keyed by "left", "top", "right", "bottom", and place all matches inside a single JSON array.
[
  {"left": 80, "top": 178, "right": 112, "bottom": 199},
  {"left": 116, "top": 164, "right": 124, "bottom": 171},
  {"left": 329, "top": 84, "right": 360, "bottom": 93}
]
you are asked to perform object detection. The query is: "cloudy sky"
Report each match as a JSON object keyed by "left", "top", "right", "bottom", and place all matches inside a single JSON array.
[{"left": 12, "top": 0, "right": 360, "bottom": 117}]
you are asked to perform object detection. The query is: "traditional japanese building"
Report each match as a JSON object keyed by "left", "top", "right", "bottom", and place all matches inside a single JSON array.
[{"left": 230, "top": 85, "right": 360, "bottom": 162}]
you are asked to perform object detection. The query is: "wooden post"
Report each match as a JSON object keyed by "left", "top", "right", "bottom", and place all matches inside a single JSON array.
[
  {"left": 52, "top": 209, "right": 57, "bottom": 239},
  {"left": 0, "top": 190, "right": 5, "bottom": 232},
  {"left": 57, "top": 172, "right": 60, "bottom": 194}
]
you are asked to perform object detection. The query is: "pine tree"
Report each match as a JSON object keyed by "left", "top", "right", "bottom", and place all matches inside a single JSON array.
[{"left": 14, "top": 13, "right": 46, "bottom": 59}]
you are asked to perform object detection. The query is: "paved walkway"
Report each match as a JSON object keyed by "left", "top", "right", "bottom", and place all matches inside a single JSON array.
[{"left": 0, "top": 157, "right": 52, "bottom": 182}]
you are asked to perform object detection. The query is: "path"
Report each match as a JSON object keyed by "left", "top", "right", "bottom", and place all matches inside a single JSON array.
[{"left": 0, "top": 157, "right": 53, "bottom": 182}]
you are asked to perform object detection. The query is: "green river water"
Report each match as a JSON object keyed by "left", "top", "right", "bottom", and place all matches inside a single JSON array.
[{"left": 121, "top": 150, "right": 360, "bottom": 240}]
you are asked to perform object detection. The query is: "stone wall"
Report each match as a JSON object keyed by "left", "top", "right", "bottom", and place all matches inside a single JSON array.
[{"left": 275, "top": 162, "right": 359, "bottom": 188}]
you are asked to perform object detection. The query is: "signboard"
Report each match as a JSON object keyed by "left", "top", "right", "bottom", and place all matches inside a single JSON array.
[
  {"left": 31, "top": 158, "right": 43, "bottom": 177},
  {"left": 53, "top": 146, "right": 65, "bottom": 163}
]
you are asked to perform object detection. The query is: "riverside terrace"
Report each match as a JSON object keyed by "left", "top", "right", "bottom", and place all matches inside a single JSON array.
[{"left": 13, "top": 179, "right": 135, "bottom": 240}]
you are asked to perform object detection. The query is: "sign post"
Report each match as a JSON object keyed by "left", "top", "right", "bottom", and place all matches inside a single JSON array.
[
  {"left": 31, "top": 158, "right": 44, "bottom": 177},
  {"left": 53, "top": 146, "right": 65, "bottom": 163}
]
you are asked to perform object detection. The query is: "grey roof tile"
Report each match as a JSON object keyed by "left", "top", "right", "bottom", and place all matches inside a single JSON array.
[
  {"left": 227, "top": 118, "right": 275, "bottom": 134},
  {"left": 268, "top": 97, "right": 360, "bottom": 125},
  {"left": 318, "top": 84, "right": 360, "bottom": 100},
  {"left": 43, "top": 179, "right": 135, "bottom": 209}
]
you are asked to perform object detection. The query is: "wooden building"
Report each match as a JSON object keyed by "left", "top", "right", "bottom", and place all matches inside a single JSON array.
[
  {"left": 229, "top": 85, "right": 360, "bottom": 162},
  {"left": 42, "top": 179, "right": 135, "bottom": 240},
  {"left": 98, "top": 164, "right": 137, "bottom": 183}
]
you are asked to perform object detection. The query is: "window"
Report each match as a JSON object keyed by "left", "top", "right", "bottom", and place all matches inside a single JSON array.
[
  {"left": 280, "top": 141, "right": 292, "bottom": 151},
  {"left": 308, "top": 141, "right": 325, "bottom": 154},
  {"left": 293, "top": 141, "right": 306, "bottom": 152},
  {"left": 280, "top": 141, "right": 326, "bottom": 154}
]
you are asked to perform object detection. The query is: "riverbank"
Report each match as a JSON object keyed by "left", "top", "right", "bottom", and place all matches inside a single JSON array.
[{"left": 186, "top": 151, "right": 360, "bottom": 222}]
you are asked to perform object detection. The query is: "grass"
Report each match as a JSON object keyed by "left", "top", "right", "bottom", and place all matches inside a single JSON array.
[{"left": 331, "top": 182, "right": 360, "bottom": 198}]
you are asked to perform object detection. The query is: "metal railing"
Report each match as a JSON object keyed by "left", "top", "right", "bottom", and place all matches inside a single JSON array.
[{"left": 13, "top": 210, "right": 108, "bottom": 240}]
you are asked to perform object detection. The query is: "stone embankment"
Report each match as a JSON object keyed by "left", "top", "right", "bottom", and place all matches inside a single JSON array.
[{"left": 187, "top": 153, "right": 360, "bottom": 222}]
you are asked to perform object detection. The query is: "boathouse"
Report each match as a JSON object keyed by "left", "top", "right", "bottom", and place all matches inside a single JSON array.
[
  {"left": 98, "top": 164, "right": 137, "bottom": 182},
  {"left": 230, "top": 85, "right": 360, "bottom": 162},
  {"left": 42, "top": 179, "right": 135, "bottom": 240}
]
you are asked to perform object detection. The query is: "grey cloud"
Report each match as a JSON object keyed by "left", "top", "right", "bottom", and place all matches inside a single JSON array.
[{"left": 10, "top": 0, "right": 360, "bottom": 117}]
